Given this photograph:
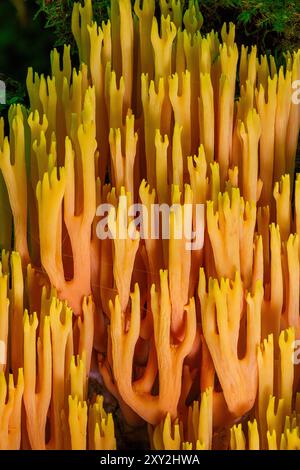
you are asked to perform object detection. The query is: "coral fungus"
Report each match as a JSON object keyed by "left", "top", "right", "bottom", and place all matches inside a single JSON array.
[{"left": 0, "top": 0, "right": 299, "bottom": 451}]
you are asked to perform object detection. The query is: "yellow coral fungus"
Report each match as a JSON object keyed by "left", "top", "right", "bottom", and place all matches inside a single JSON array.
[{"left": 0, "top": 0, "right": 299, "bottom": 452}]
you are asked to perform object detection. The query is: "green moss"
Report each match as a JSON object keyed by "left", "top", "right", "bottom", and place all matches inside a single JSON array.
[
  {"left": 35, "top": 0, "right": 111, "bottom": 48},
  {"left": 199, "top": 0, "right": 300, "bottom": 60}
]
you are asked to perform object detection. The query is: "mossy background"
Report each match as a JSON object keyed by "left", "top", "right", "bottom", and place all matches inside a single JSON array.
[{"left": 0, "top": 0, "right": 299, "bottom": 115}]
